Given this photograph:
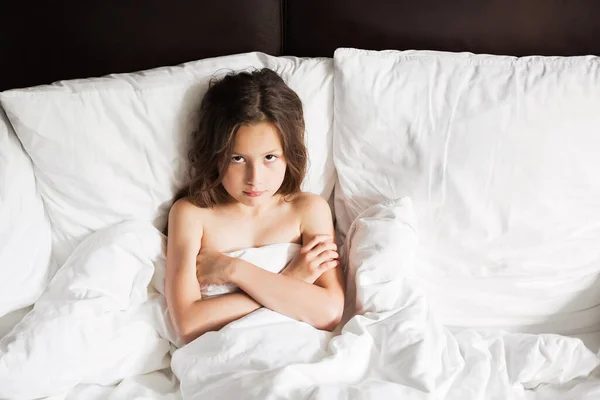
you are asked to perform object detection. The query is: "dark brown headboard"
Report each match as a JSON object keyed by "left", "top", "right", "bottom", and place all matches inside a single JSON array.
[
  {"left": 1, "top": 0, "right": 283, "bottom": 91},
  {"left": 284, "top": 0, "right": 600, "bottom": 58},
  {"left": 3, "top": 1, "right": 600, "bottom": 91}
]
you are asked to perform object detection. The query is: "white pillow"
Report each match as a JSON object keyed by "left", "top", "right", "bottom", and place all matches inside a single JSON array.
[
  {"left": 341, "top": 197, "right": 418, "bottom": 322},
  {"left": 0, "top": 109, "right": 53, "bottom": 318},
  {"left": 0, "top": 52, "right": 335, "bottom": 267},
  {"left": 333, "top": 48, "right": 600, "bottom": 334}
]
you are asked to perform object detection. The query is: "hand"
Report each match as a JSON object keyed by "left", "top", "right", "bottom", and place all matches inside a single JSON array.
[
  {"left": 281, "top": 234, "right": 340, "bottom": 284},
  {"left": 196, "top": 248, "right": 235, "bottom": 286}
]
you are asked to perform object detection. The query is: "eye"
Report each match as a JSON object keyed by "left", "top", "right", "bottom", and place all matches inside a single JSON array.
[
  {"left": 265, "top": 154, "right": 278, "bottom": 162},
  {"left": 231, "top": 156, "right": 244, "bottom": 163}
]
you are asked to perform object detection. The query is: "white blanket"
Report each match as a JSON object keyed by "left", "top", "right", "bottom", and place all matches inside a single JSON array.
[
  {"left": 0, "top": 221, "right": 177, "bottom": 399},
  {"left": 1, "top": 201, "right": 599, "bottom": 399},
  {"left": 171, "top": 198, "right": 600, "bottom": 399}
]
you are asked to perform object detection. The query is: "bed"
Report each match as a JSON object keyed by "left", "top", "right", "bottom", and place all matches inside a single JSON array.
[{"left": 1, "top": 1, "right": 600, "bottom": 399}]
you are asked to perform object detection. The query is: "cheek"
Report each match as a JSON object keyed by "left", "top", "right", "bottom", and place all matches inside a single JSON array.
[
  {"left": 221, "top": 167, "right": 241, "bottom": 187},
  {"left": 272, "top": 162, "right": 287, "bottom": 182}
]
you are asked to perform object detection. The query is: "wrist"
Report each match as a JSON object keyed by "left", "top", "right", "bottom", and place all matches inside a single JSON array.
[
  {"left": 280, "top": 267, "right": 290, "bottom": 278},
  {"left": 226, "top": 257, "right": 244, "bottom": 284},
  {"left": 280, "top": 267, "right": 297, "bottom": 280}
]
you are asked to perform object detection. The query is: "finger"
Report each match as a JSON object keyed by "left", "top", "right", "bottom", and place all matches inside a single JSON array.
[
  {"left": 305, "top": 234, "right": 333, "bottom": 250},
  {"left": 316, "top": 250, "right": 339, "bottom": 264},
  {"left": 307, "top": 243, "right": 337, "bottom": 261},
  {"left": 319, "top": 260, "right": 339, "bottom": 271},
  {"left": 301, "top": 234, "right": 334, "bottom": 253},
  {"left": 311, "top": 241, "right": 337, "bottom": 255}
]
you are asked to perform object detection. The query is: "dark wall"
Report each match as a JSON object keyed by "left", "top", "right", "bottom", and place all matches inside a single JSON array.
[{"left": 2, "top": 1, "right": 600, "bottom": 91}]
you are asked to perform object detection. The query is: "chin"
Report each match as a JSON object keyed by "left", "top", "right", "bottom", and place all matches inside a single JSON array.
[{"left": 238, "top": 192, "right": 270, "bottom": 205}]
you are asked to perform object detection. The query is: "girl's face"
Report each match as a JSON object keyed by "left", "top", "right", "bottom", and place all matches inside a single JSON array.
[{"left": 221, "top": 122, "right": 287, "bottom": 208}]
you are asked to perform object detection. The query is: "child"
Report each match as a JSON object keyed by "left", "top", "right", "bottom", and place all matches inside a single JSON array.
[{"left": 165, "top": 68, "right": 344, "bottom": 344}]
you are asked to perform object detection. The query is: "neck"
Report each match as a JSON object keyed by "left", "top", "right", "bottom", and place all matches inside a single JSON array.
[{"left": 228, "top": 194, "right": 282, "bottom": 218}]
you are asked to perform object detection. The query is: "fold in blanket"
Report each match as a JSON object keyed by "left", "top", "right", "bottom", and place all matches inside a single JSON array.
[{"left": 0, "top": 221, "right": 175, "bottom": 399}]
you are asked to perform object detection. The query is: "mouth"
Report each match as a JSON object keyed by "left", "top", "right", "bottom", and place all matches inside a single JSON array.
[{"left": 243, "top": 191, "right": 265, "bottom": 198}]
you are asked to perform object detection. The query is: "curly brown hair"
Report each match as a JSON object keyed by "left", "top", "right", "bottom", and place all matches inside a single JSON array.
[{"left": 176, "top": 67, "right": 307, "bottom": 209}]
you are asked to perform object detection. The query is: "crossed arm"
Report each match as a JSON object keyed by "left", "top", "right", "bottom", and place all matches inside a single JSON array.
[{"left": 165, "top": 197, "right": 345, "bottom": 345}]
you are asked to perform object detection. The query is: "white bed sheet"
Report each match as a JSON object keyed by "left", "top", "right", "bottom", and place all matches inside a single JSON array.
[
  {"left": 42, "top": 370, "right": 181, "bottom": 400},
  {"left": 47, "top": 358, "right": 600, "bottom": 400},
  {"left": 0, "top": 306, "right": 31, "bottom": 339},
  {"left": 47, "top": 368, "right": 600, "bottom": 400}
]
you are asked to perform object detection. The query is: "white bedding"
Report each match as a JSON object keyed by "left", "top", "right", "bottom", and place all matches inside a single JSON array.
[
  {"left": 42, "top": 370, "right": 181, "bottom": 400},
  {"left": 332, "top": 48, "right": 600, "bottom": 336},
  {"left": 1, "top": 203, "right": 599, "bottom": 399},
  {"left": 0, "top": 307, "right": 31, "bottom": 339},
  {"left": 0, "top": 221, "right": 176, "bottom": 399}
]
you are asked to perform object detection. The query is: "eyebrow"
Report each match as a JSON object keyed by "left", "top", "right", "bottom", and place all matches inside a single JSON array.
[{"left": 232, "top": 149, "right": 282, "bottom": 157}]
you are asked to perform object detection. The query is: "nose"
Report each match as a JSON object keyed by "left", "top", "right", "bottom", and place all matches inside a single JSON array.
[{"left": 245, "top": 162, "right": 263, "bottom": 186}]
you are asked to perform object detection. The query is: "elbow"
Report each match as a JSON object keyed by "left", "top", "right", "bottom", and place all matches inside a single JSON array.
[
  {"left": 317, "top": 296, "right": 344, "bottom": 332},
  {"left": 174, "top": 320, "right": 195, "bottom": 345},
  {"left": 177, "top": 322, "right": 208, "bottom": 345},
  {"left": 321, "top": 314, "right": 342, "bottom": 332},
  {"left": 170, "top": 311, "right": 192, "bottom": 344},
  {"left": 179, "top": 329, "right": 198, "bottom": 345},
  {"left": 172, "top": 311, "right": 208, "bottom": 345}
]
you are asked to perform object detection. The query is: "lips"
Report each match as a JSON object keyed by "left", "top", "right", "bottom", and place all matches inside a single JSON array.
[{"left": 243, "top": 191, "right": 264, "bottom": 197}]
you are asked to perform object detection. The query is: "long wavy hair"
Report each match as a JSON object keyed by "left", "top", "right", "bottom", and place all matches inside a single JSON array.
[{"left": 175, "top": 68, "right": 307, "bottom": 211}]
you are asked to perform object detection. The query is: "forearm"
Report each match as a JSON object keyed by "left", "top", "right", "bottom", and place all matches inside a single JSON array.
[
  {"left": 229, "top": 259, "right": 342, "bottom": 331},
  {"left": 177, "top": 291, "right": 261, "bottom": 344}
]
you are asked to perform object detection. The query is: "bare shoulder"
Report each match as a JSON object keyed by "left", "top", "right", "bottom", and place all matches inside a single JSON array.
[
  {"left": 292, "top": 192, "right": 330, "bottom": 213},
  {"left": 168, "top": 197, "right": 208, "bottom": 240},
  {"left": 169, "top": 197, "right": 207, "bottom": 221},
  {"left": 291, "top": 192, "right": 334, "bottom": 235}
]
